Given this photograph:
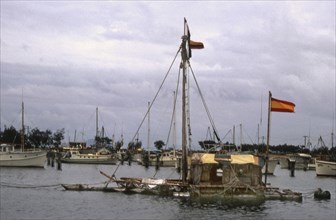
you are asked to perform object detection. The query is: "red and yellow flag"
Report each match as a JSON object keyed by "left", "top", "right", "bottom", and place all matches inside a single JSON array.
[{"left": 271, "top": 98, "right": 295, "bottom": 113}]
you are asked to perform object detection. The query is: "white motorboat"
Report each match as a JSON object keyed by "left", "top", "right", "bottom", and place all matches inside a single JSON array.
[
  {"left": 315, "top": 159, "right": 336, "bottom": 177},
  {"left": 61, "top": 147, "right": 118, "bottom": 164}
]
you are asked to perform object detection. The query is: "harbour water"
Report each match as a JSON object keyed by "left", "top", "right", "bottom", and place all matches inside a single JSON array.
[{"left": 1, "top": 163, "right": 335, "bottom": 220}]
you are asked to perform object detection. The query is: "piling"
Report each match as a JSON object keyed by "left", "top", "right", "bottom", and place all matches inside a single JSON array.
[
  {"left": 56, "top": 152, "right": 62, "bottom": 170},
  {"left": 51, "top": 151, "right": 55, "bottom": 167},
  {"left": 127, "top": 150, "right": 132, "bottom": 166},
  {"left": 47, "top": 150, "right": 51, "bottom": 166},
  {"left": 143, "top": 152, "right": 149, "bottom": 168},
  {"left": 176, "top": 158, "right": 181, "bottom": 173},
  {"left": 120, "top": 154, "right": 124, "bottom": 165},
  {"left": 288, "top": 159, "right": 295, "bottom": 177},
  {"left": 155, "top": 153, "right": 160, "bottom": 170}
]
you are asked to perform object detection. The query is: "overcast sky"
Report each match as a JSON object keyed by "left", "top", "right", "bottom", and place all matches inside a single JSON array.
[{"left": 1, "top": 1, "right": 335, "bottom": 149}]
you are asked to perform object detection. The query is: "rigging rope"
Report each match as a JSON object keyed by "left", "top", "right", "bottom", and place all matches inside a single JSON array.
[
  {"left": 188, "top": 61, "right": 222, "bottom": 143},
  {"left": 130, "top": 46, "right": 182, "bottom": 143},
  {"left": 165, "top": 67, "right": 181, "bottom": 148}
]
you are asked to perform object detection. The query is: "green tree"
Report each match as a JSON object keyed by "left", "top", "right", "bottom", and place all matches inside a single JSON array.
[
  {"left": 28, "top": 128, "right": 53, "bottom": 148},
  {"left": 0, "top": 126, "right": 20, "bottom": 145},
  {"left": 53, "top": 128, "right": 65, "bottom": 147},
  {"left": 154, "top": 140, "right": 165, "bottom": 151}
]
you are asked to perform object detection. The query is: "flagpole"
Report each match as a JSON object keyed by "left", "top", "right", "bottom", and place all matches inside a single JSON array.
[{"left": 264, "top": 91, "right": 272, "bottom": 186}]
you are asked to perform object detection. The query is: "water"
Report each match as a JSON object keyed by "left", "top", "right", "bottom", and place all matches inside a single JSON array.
[{"left": 1, "top": 164, "right": 335, "bottom": 220}]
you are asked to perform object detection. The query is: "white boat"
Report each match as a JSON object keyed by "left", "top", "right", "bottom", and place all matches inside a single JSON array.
[
  {"left": 279, "top": 153, "right": 311, "bottom": 170},
  {"left": 315, "top": 159, "right": 336, "bottom": 176},
  {"left": 262, "top": 158, "right": 278, "bottom": 175},
  {"left": 61, "top": 147, "right": 118, "bottom": 164},
  {"left": 158, "top": 150, "right": 181, "bottom": 167},
  {"left": 0, "top": 144, "right": 46, "bottom": 167},
  {"left": 0, "top": 102, "right": 46, "bottom": 168},
  {"left": 140, "top": 150, "right": 181, "bottom": 167}
]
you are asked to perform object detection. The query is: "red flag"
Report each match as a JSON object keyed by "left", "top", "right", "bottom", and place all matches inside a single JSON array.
[
  {"left": 271, "top": 98, "right": 295, "bottom": 113},
  {"left": 190, "top": 40, "right": 204, "bottom": 49}
]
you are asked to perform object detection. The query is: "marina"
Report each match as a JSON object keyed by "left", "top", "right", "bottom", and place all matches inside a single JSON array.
[{"left": 1, "top": 2, "right": 335, "bottom": 220}]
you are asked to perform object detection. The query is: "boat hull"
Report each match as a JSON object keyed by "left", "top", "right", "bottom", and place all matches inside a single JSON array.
[
  {"left": 315, "top": 160, "right": 336, "bottom": 177},
  {"left": 262, "top": 159, "right": 278, "bottom": 175},
  {"left": 0, "top": 151, "right": 46, "bottom": 167}
]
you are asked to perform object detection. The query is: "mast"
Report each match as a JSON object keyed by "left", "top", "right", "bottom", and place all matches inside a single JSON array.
[
  {"left": 21, "top": 101, "right": 24, "bottom": 152},
  {"left": 180, "top": 18, "right": 204, "bottom": 184},
  {"left": 96, "top": 107, "right": 99, "bottom": 138},
  {"left": 181, "top": 23, "right": 188, "bottom": 184},
  {"left": 173, "top": 91, "right": 176, "bottom": 157},
  {"left": 264, "top": 91, "right": 272, "bottom": 185},
  {"left": 239, "top": 123, "right": 242, "bottom": 151},
  {"left": 147, "top": 101, "right": 150, "bottom": 158},
  {"left": 233, "top": 125, "right": 235, "bottom": 147}
]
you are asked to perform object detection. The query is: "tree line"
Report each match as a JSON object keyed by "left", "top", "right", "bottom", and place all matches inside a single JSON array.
[{"left": 0, "top": 125, "right": 65, "bottom": 148}]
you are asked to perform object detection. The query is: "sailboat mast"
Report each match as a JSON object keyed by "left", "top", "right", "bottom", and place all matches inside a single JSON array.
[
  {"left": 181, "top": 32, "right": 188, "bottom": 184},
  {"left": 148, "top": 101, "right": 150, "bottom": 158},
  {"left": 96, "top": 107, "right": 99, "bottom": 138},
  {"left": 21, "top": 101, "right": 24, "bottom": 152},
  {"left": 173, "top": 91, "right": 176, "bottom": 157}
]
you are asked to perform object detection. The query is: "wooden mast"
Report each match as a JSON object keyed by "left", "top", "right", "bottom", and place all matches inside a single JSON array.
[
  {"left": 264, "top": 91, "right": 272, "bottom": 185},
  {"left": 181, "top": 20, "right": 189, "bottom": 184}
]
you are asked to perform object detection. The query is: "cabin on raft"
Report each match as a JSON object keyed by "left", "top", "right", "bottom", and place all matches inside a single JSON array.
[{"left": 188, "top": 153, "right": 264, "bottom": 198}]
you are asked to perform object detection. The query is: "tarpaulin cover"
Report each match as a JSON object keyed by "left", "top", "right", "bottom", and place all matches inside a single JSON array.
[{"left": 215, "top": 154, "right": 259, "bottom": 165}]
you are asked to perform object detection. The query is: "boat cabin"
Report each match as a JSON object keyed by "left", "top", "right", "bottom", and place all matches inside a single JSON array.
[
  {"left": 0, "top": 144, "right": 15, "bottom": 153},
  {"left": 189, "top": 153, "right": 263, "bottom": 187}
]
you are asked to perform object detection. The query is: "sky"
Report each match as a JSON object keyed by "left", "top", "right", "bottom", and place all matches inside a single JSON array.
[{"left": 1, "top": 1, "right": 335, "bottom": 150}]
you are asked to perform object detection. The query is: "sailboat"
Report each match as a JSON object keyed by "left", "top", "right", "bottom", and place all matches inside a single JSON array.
[
  {"left": 62, "top": 18, "right": 302, "bottom": 202},
  {"left": 0, "top": 101, "right": 46, "bottom": 167}
]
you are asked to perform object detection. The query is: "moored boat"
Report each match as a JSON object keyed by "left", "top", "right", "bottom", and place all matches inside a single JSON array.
[
  {"left": 315, "top": 159, "right": 336, "bottom": 177},
  {"left": 262, "top": 158, "right": 278, "bottom": 175},
  {"left": 140, "top": 150, "right": 181, "bottom": 167},
  {"left": 279, "top": 153, "right": 312, "bottom": 170},
  {"left": 61, "top": 147, "right": 118, "bottom": 165},
  {"left": 0, "top": 144, "right": 46, "bottom": 167},
  {"left": 0, "top": 101, "right": 46, "bottom": 168}
]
